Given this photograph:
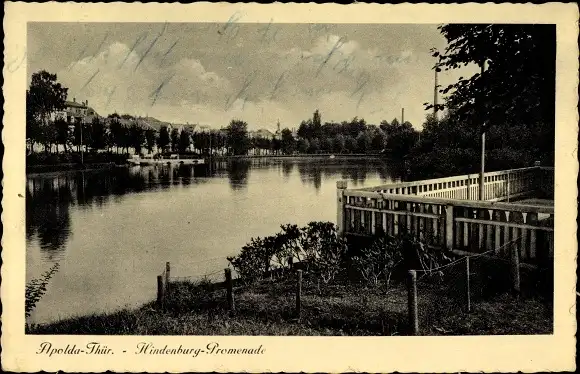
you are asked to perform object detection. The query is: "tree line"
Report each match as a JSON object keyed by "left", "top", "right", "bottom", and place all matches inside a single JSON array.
[
  {"left": 408, "top": 24, "right": 555, "bottom": 180},
  {"left": 27, "top": 23, "right": 554, "bottom": 179},
  {"left": 25, "top": 70, "right": 418, "bottom": 158}
]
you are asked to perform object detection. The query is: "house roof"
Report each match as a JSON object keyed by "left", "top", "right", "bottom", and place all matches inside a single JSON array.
[{"left": 65, "top": 101, "right": 87, "bottom": 108}]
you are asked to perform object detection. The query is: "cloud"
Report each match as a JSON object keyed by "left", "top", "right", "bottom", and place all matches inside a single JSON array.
[
  {"left": 46, "top": 25, "right": 477, "bottom": 131},
  {"left": 58, "top": 42, "right": 233, "bottom": 120}
]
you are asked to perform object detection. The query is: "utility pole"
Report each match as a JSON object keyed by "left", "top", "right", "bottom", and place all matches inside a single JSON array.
[
  {"left": 401, "top": 108, "right": 405, "bottom": 124},
  {"left": 479, "top": 60, "right": 486, "bottom": 201},
  {"left": 80, "top": 117, "right": 84, "bottom": 165},
  {"left": 433, "top": 68, "right": 439, "bottom": 121}
]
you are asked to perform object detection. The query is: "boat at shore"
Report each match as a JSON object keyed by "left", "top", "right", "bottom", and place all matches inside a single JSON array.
[{"left": 127, "top": 154, "right": 205, "bottom": 166}]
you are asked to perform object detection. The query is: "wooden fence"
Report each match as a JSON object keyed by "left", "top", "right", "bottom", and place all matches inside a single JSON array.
[
  {"left": 337, "top": 166, "right": 554, "bottom": 265},
  {"left": 356, "top": 166, "right": 553, "bottom": 202}
]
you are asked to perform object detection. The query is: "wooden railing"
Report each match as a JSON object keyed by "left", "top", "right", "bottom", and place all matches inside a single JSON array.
[
  {"left": 355, "top": 166, "right": 553, "bottom": 202},
  {"left": 336, "top": 167, "right": 554, "bottom": 265}
]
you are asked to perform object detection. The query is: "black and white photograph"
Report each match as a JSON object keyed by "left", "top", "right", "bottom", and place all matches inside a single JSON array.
[{"left": 3, "top": 2, "right": 577, "bottom": 373}]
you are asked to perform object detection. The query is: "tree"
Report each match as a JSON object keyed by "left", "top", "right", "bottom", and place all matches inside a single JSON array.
[
  {"left": 129, "top": 123, "right": 145, "bottom": 155},
  {"left": 371, "top": 130, "right": 386, "bottom": 152},
  {"left": 225, "top": 119, "right": 249, "bottom": 155},
  {"left": 333, "top": 134, "right": 346, "bottom": 154},
  {"left": 345, "top": 117, "right": 367, "bottom": 139},
  {"left": 312, "top": 110, "right": 323, "bottom": 139},
  {"left": 158, "top": 126, "right": 170, "bottom": 153},
  {"left": 170, "top": 128, "right": 180, "bottom": 152},
  {"left": 26, "top": 70, "right": 68, "bottom": 152},
  {"left": 297, "top": 119, "right": 313, "bottom": 140},
  {"left": 145, "top": 128, "right": 157, "bottom": 154},
  {"left": 54, "top": 117, "right": 71, "bottom": 153},
  {"left": 178, "top": 129, "right": 191, "bottom": 153},
  {"left": 254, "top": 136, "right": 272, "bottom": 155},
  {"left": 356, "top": 131, "right": 373, "bottom": 153},
  {"left": 322, "top": 137, "right": 334, "bottom": 153},
  {"left": 313, "top": 109, "right": 322, "bottom": 127},
  {"left": 272, "top": 138, "right": 281, "bottom": 155},
  {"left": 308, "top": 138, "right": 320, "bottom": 154},
  {"left": 344, "top": 135, "right": 357, "bottom": 153},
  {"left": 297, "top": 138, "right": 309, "bottom": 154},
  {"left": 426, "top": 24, "right": 555, "bottom": 165},
  {"left": 404, "top": 24, "right": 556, "bottom": 180},
  {"left": 108, "top": 118, "right": 126, "bottom": 153},
  {"left": 429, "top": 25, "right": 554, "bottom": 125},
  {"left": 87, "top": 117, "right": 106, "bottom": 152},
  {"left": 281, "top": 128, "right": 296, "bottom": 154}
]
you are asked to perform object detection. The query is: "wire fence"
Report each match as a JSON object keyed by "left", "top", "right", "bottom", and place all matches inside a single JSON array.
[
  {"left": 413, "top": 236, "right": 526, "bottom": 335},
  {"left": 153, "top": 235, "right": 545, "bottom": 335}
]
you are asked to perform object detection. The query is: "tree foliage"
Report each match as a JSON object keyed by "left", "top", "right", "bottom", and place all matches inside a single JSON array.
[
  {"left": 409, "top": 24, "right": 556, "bottom": 179},
  {"left": 170, "top": 128, "right": 180, "bottom": 153},
  {"left": 427, "top": 24, "right": 555, "bottom": 134},
  {"left": 158, "top": 126, "right": 170, "bottom": 153},
  {"left": 26, "top": 70, "right": 68, "bottom": 151},
  {"left": 178, "top": 129, "right": 191, "bottom": 153},
  {"left": 280, "top": 128, "right": 296, "bottom": 154},
  {"left": 225, "top": 119, "right": 249, "bottom": 155}
]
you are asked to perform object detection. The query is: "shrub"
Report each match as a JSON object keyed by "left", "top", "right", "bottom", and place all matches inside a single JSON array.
[
  {"left": 351, "top": 235, "right": 404, "bottom": 288},
  {"left": 227, "top": 221, "right": 347, "bottom": 284},
  {"left": 301, "top": 222, "right": 347, "bottom": 283},
  {"left": 25, "top": 263, "right": 60, "bottom": 318},
  {"left": 227, "top": 237, "right": 270, "bottom": 281},
  {"left": 351, "top": 233, "right": 454, "bottom": 289}
]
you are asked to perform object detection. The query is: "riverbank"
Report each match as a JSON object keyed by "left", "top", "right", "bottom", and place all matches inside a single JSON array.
[
  {"left": 27, "top": 270, "right": 552, "bottom": 336},
  {"left": 213, "top": 153, "right": 384, "bottom": 161},
  {"left": 26, "top": 162, "right": 119, "bottom": 175},
  {"left": 25, "top": 153, "right": 386, "bottom": 174}
]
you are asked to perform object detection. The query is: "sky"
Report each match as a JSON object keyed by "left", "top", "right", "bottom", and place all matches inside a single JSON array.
[{"left": 27, "top": 22, "right": 475, "bottom": 131}]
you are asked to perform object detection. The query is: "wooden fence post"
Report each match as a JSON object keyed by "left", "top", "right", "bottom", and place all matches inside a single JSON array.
[
  {"left": 165, "top": 262, "right": 171, "bottom": 294},
  {"left": 445, "top": 205, "right": 454, "bottom": 251},
  {"left": 466, "top": 176, "right": 472, "bottom": 200},
  {"left": 225, "top": 268, "right": 235, "bottom": 313},
  {"left": 510, "top": 241, "right": 521, "bottom": 297},
  {"left": 296, "top": 270, "right": 303, "bottom": 320},
  {"left": 157, "top": 275, "right": 164, "bottom": 310},
  {"left": 407, "top": 270, "right": 419, "bottom": 335},
  {"left": 466, "top": 257, "right": 472, "bottom": 313},
  {"left": 336, "top": 180, "right": 348, "bottom": 236}
]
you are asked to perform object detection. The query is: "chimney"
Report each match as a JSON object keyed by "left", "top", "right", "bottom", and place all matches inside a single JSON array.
[{"left": 73, "top": 97, "right": 76, "bottom": 103}]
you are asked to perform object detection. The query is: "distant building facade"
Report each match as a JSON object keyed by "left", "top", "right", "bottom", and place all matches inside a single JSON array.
[
  {"left": 249, "top": 128, "right": 275, "bottom": 140},
  {"left": 52, "top": 98, "right": 100, "bottom": 124}
]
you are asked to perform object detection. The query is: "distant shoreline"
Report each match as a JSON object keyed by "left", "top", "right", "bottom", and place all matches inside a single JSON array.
[
  {"left": 26, "top": 162, "right": 118, "bottom": 176},
  {"left": 26, "top": 153, "right": 388, "bottom": 175},
  {"left": 213, "top": 153, "right": 385, "bottom": 161}
]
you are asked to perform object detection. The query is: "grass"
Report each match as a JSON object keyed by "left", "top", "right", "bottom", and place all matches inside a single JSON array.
[{"left": 27, "top": 264, "right": 552, "bottom": 336}]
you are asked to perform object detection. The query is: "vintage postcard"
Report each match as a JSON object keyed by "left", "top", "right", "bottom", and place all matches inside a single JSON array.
[{"left": 2, "top": 2, "right": 578, "bottom": 372}]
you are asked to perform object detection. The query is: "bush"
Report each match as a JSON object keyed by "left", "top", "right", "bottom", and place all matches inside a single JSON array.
[
  {"left": 351, "top": 233, "right": 454, "bottom": 289},
  {"left": 26, "top": 263, "right": 60, "bottom": 318},
  {"left": 301, "top": 222, "right": 347, "bottom": 283},
  {"left": 227, "top": 221, "right": 347, "bottom": 284},
  {"left": 351, "top": 235, "right": 404, "bottom": 288}
]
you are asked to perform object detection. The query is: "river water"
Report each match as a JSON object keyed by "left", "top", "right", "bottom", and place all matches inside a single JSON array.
[{"left": 26, "top": 157, "right": 402, "bottom": 324}]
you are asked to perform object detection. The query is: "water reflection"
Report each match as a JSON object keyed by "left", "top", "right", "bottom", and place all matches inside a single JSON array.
[
  {"left": 226, "top": 160, "right": 251, "bottom": 191},
  {"left": 26, "top": 159, "right": 402, "bottom": 263},
  {"left": 26, "top": 178, "right": 73, "bottom": 262},
  {"left": 282, "top": 161, "right": 294, "bottom": 178},
  {"left": 27, "top": 158, "right": 407, "bottom": 323}
]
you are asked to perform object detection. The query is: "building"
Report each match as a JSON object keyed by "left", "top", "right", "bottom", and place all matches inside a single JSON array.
[
  {"left": 175, "top": 123, "right": 197, "bottom": 133},
  {"left": 194, "top": 125, "right": 212, "bottom": 133},
  {"left": 52, "top": 98, "right": 100, "bottom": 124},
  {"left": 249, "top": 128, "right": 275, "bottom": 140}
]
